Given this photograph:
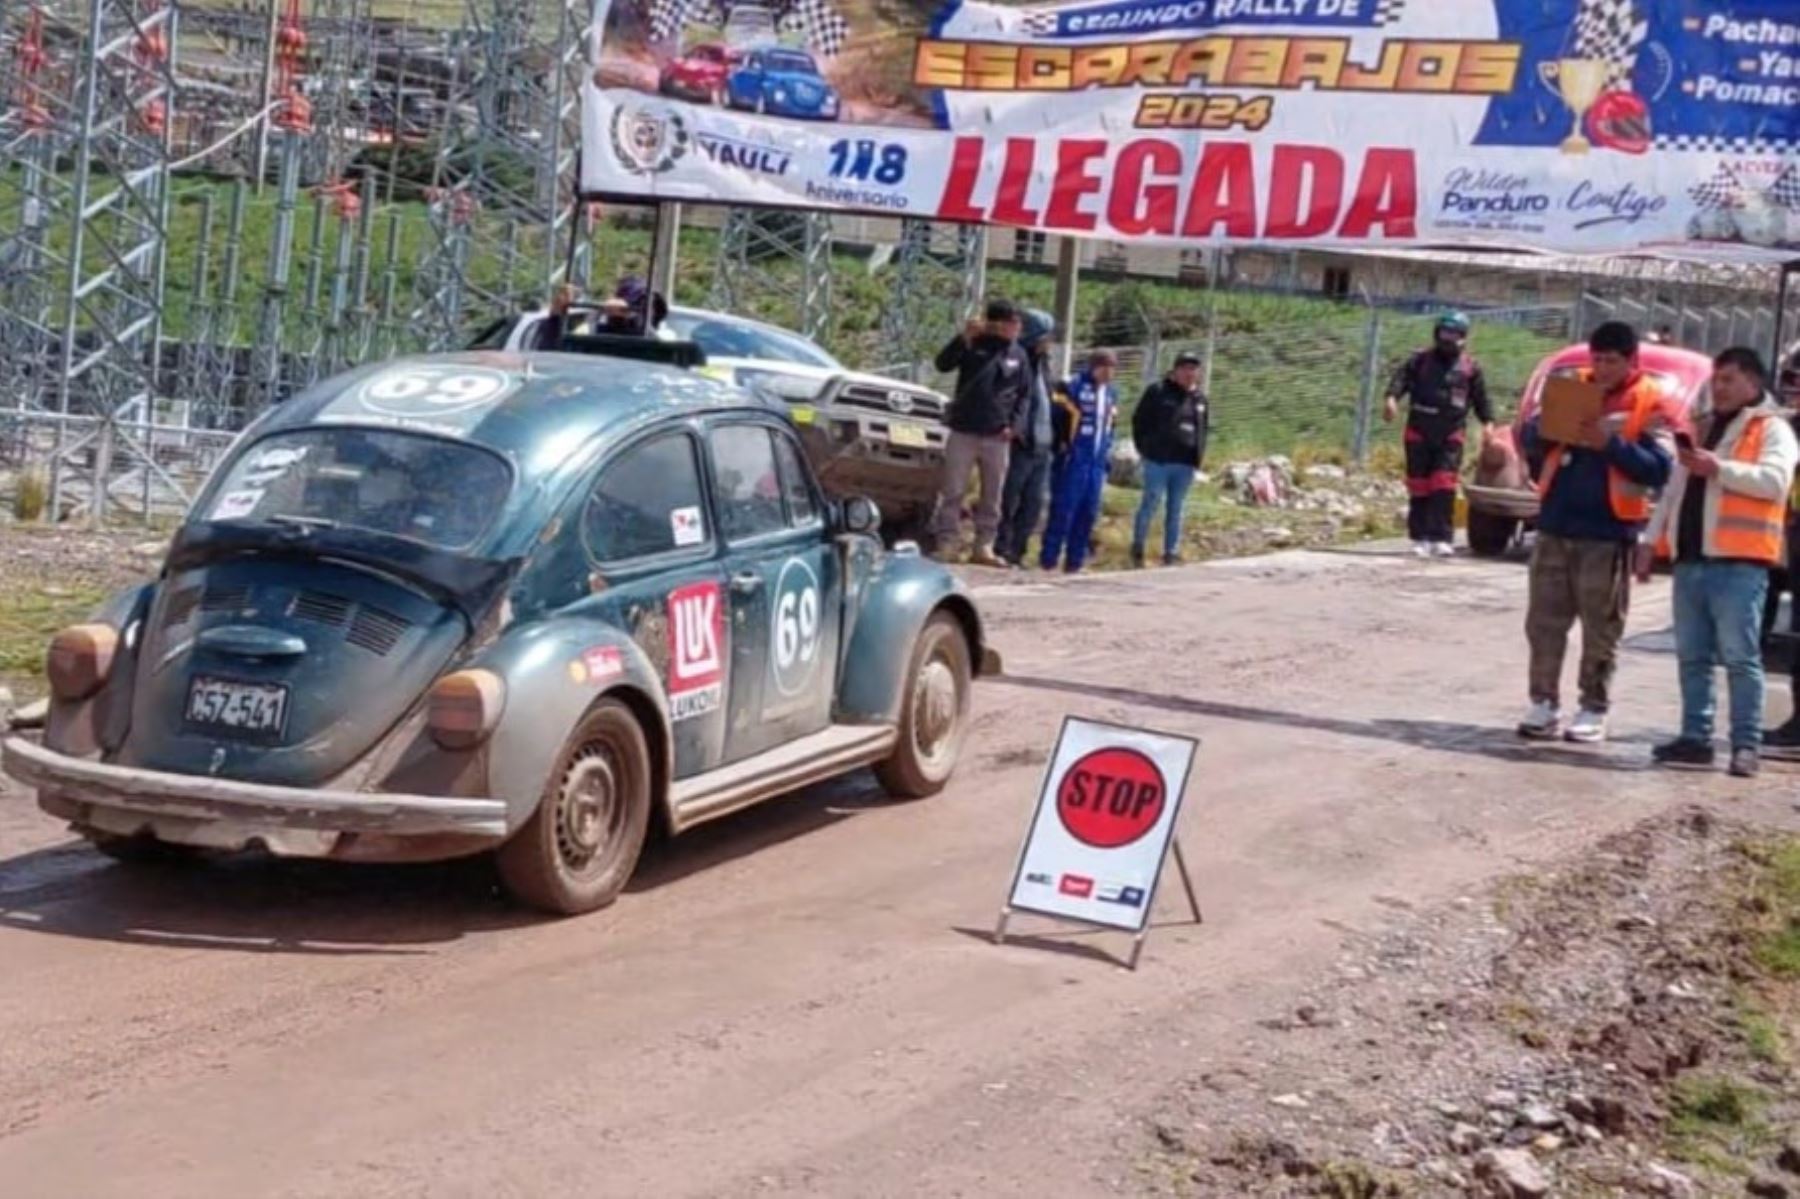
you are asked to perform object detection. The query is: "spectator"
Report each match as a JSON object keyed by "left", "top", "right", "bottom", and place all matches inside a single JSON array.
[
  {"left": 994, "top": 309, "right": 1057, "bottom": 568},
  {"left": 1644, "top": 347, "right": 1799, "bottom": 777},
  {"left": 1765, "top": 373, "right": 1800, "bottom": 754},
  {"left": 596, "top": 275, "right": 668, "bottom": 337},
  {"left": 1382, "top": 311, "right": 1493, "bottom": 558},
  {"left": 1039, "top": 349, "right": 1119, "bottom": 574},
  {"left": 1517, "top": 321, "right": 1674, "bottom": 744},
  {"left": 932, "top": 300, "right": 1032, "bottom": 565},
  {"left": 1130, "top": 351, "right": 1209, "bottom": 568}
]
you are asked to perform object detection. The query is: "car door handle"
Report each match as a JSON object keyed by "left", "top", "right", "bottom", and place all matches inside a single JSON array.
[{"left": 730, "top": 572, "right": 763, "bottom": 595}]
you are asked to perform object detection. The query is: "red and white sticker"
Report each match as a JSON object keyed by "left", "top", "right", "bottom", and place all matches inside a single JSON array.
[
  {"left": 667, "top": 581, "right": 724, "bottom": 722},
  {"left": 671, "top": 505, "right": 705, "bottom": 548},
  {"left": 568, "top": 645, "right": 625, "bottom": 686}
]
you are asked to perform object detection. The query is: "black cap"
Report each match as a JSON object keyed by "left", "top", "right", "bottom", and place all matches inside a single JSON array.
[
  {"left": 1173, "top": 352, "right": 1202, "bottom": 368},
  {"left": 985, "top": 299, "right": 1020, "bottom": 323}
]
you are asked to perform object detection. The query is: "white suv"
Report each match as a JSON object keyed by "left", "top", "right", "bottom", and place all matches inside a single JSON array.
[{"left": 471, "top": 304, "right": 950, "bottom": 537}]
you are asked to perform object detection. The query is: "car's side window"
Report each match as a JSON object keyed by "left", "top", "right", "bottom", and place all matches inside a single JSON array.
[
  {"left": 583, "top": 432, "right": 710, "bottom": 564},
  {"left": 771, "top": 430, "right": 819, "bottom": 529},
  {"left": 711, "top": 424, "right": 788, "bottom": 543}
]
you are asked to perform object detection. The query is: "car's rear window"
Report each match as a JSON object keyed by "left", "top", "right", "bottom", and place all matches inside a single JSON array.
[{"left": 200, "top": 428, "right": 512, "bottom": 552}]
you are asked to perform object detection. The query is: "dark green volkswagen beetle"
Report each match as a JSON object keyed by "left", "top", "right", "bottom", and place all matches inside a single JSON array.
[{"left": 3, "top": 343, "right": 993, "bottom": 913}]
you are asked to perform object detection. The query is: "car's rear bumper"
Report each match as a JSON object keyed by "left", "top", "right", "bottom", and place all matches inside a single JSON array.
[
  {"left": 1462, "top": 482, "right": 1541, "bottom": 520},
  {"left": 5, "top": 736, "right": 509, "bottom": 858}
]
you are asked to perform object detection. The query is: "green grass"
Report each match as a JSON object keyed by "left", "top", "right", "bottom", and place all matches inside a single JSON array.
[
  {"left": 1748, "top": 840, "right": 1800, "bottom": 978},
  {"left": 0, "top": 580, "right": 107, "bottom": 697},
  {"left": 1668, "top": 1074, "right": 1772, "bottom": 1176},
  {"left": 1737, "top": 996, "right": 1786, "bottom": 1065}
]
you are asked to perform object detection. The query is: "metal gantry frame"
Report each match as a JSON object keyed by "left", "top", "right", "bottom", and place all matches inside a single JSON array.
[
  {"left": 879, "top": 218, "right": 987, "bottom": 380},
  {"left": 709, "top": 207, "right": 835, "bottom": 344}
]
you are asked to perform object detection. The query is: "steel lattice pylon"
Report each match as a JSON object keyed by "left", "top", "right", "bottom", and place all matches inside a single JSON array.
[
  {"left": 409, "top": 0, "right": 587, "bottom": 348},
  {"left": 880, "top": 219, "right": 987, "bottom": 380},
  {"left": 709, "top": 207, "right": 834, "bottom": 344}
]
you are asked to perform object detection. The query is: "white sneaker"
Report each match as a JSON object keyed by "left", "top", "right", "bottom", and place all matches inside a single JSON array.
[
  {"left": 1431, "top": 541, "right": 1456, "bottom": 558},
  {"left": 1517, "top": 700, "right": 1561, "bottom": 740},
  {"left": 1411, "top": 542, "right": 1431, "bottom": 558},
  {"left": 1564, "top": 708, "right": 1608, "bottom": 744}
]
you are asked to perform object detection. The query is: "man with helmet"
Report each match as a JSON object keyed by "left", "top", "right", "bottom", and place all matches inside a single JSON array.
[{"left": 1384, "top": 312, "right": 1494, "bottom": 557}]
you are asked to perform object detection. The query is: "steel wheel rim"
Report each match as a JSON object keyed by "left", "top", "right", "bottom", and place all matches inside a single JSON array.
[
  {"left": 911, "top": 655, "right": 962, "bottom": 772},
  {"left": 555, "top": 742, "right": 624, "bottom": 874}
]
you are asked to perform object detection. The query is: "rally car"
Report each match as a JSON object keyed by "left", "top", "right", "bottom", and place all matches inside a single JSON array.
[
  {"left": 725, "top": 48, "right": 841, "bottom": 121},
  {"left": 1462, "top": 342, "right": 1712, "bottom": 557},
  {"left": 471, "top": 305, "right": 951, "bottom": 538},
  {"left": 659, "top": 42, "right": 737, "bottom": 105},
  {"left": 2, "top": 344, "right": 992, "bottom": 914}
]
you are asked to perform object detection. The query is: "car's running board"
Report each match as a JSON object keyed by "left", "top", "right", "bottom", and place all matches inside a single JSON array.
[{"left": 669, "top": 724, "right": 898, "bottom": 833}]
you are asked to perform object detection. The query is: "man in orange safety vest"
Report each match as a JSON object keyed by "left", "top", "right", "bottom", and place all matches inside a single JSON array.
[{"left": 1642, "top": 346, "right": 1800, "bottom": 778}]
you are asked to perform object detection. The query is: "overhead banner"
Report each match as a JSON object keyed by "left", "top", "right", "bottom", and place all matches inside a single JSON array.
[{"left": 581, "top": 1, "right": 1800, "bottom": 259}]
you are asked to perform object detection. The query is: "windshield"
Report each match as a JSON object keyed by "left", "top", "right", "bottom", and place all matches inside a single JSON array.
[
  {"left": 767, "top": 51, "right": 817, "bottom": 73},
  {"left": 199, "top": 428, "right": 512, "bottom": 552},
  {"left": 664, "top": 311, "right": 839, "bottom": 369}
]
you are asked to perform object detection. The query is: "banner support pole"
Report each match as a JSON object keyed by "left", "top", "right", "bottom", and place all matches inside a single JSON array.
[
  {"left": 650, "top": 202, "right": 681, "bottom": 303},
  {"left": 1774, "top": 260, "right": 1795, "bottom": 371},
  {"left": 1052, "top": 236, "right": 1079, "bottom": 377}
]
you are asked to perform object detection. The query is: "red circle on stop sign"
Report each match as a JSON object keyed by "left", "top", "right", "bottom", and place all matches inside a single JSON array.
[{"left": 1056, "top": 748, "right": 1167, "bottom": 848}]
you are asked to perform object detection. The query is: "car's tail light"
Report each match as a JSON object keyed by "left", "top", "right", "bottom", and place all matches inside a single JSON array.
[
  {"left": 47, "top": 624, "right": 119, "bottom": 701},
  {"left": 427, "top": 669, "right": 506, "bottom": 750}
]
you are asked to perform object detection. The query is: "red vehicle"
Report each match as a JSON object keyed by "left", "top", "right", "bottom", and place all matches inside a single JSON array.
[
  {"left": 659, "top": 43, "right": 737, "bottom": 105},
  {"left": 1462, "top": 342, "right": 1713, "bottom": 557}
]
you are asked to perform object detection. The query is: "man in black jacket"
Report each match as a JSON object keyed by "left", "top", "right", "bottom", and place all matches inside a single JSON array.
[
  {"left": 1130, "top": 351, "right": 1208, "bottom": 567},
  {"left": 931, "top": 300, "right": 1032, "bottom": 565}
]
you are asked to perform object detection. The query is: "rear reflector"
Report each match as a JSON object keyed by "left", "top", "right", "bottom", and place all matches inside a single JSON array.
[
  {"left": 47, "top": 624, "right": 119, "bottom": 701},
  {"left": 427, "top": 669, "right": 506, "bottom": 750}
]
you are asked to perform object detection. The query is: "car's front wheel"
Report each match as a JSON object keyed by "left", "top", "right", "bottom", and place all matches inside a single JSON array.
[
  {"left": 1466, "top": 509, "right": 1519, "bottom": 558},
  {"left": 876, "top": 611, "right": 973, "bottom": 799},
  {"left": 497, "top": 699, "right": 652, "bottom": 915}
]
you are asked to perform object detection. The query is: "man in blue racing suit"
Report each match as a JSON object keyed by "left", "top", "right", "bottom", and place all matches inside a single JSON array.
[{"left": 1039, "top": 349, "right": 1119, "bottom": 574}]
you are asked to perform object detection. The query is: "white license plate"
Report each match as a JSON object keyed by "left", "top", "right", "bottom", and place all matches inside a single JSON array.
[
  {"left": 185, "top": 676, "right": 289, "bottom": 738},
  {"left": 888, "top": 422, "right": 930, "bottom": 448}
]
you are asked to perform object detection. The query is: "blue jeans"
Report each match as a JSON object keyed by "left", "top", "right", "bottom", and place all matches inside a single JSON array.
[
  {"left": 1133, "top": 461, "right": 1197, "bottom": 558},
  {"left": 1672, "top": 560, "right": 1770, "bottom": 749}
]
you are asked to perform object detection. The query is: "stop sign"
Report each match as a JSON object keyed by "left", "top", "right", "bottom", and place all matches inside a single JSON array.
[{"left": 1056, "top": 747, "right": 1167, "bottom": 848}]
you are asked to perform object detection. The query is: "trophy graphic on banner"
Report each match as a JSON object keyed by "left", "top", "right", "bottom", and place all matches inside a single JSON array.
[{"left": 1537, "top": 57, "right": 1610, "bottom": 155}]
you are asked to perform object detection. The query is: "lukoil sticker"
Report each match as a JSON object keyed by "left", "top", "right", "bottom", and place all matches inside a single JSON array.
[
  {"left": 568, "top": 645, "right": 625, "bottom": 686},
  {"left": 671, "top": 506, "right": 705, "bottom": 547},
  {"left": 770, "top": 558, "right": 822, "bottom": 697},
  {"left": 667, "top": 581, "right": 724, "bottom": 721},
  {"left": 210, "top": 490, "right": 264, "bottom": 521}
]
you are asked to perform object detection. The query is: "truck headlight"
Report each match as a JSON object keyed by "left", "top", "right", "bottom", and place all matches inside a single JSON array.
[{"left": 736, "top": 369, "right": 823, "bottom": 403}]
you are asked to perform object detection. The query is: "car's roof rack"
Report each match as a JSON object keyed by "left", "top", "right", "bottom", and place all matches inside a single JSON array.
[{"left": 558, "top": 334, "right": 707, "bottom": 370}]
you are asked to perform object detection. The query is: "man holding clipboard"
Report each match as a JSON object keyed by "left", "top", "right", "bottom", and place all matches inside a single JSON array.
[{"left": 1517, "top": 322, "right": 1676, "bottom": 745}]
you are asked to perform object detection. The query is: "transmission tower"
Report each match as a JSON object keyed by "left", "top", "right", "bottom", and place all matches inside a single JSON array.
[
  {"left": 880, "top": 219, "right": 988, "bottom": 379},
  {"left": 709, "top": 208, "right": 835, "bottom": 345}
]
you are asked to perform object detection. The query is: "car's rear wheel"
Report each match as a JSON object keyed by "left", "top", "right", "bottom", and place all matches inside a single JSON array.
[
  {"left": 1467, "top": 509, "right": 1519, "bottom": 558},
  {"left": 875, "top": 611, "right": 973, "bottom": 799},
  {"left": 496, "top": 699, "right": 652, "bottom": 915}
]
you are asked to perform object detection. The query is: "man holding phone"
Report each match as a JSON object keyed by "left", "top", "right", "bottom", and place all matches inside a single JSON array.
[
  {"left": 1517, "top": 322, "right": 1674, "bottom": 744},
  {"left": 1642, "top": 347, "right": 1799, "bottom": 777}
]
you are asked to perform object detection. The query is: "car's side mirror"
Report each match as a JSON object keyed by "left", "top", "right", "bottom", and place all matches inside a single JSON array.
[{"left": 838, "top": 496, "right": 881, "bottom": 537}]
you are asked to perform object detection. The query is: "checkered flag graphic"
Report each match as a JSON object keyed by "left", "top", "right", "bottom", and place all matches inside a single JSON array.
[
  {"left": 1571, "top": 0, "right": 1648, "bottom": 88},
  {"left": 1689, "top": 165, "right": 1746, "bottom": 212},
  {"left": 780, "top": 0, "right": 850, "bottom": 57},
  {"left": 1372, "top": 0, "right": 1405, "bottom": 26},
  {"left": 1769, "top": 166, "right": 1800, "bottom": 213},
  {"left": 648, "top": 0, "right": 724, "bottom": 45},
  {"left": 1018, "top": 8, "right": 1058, "bottom": 36}
]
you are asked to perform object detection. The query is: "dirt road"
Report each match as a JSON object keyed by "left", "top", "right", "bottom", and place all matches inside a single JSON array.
[{"left": 0, "top": 547, "right": 1791, "bottom": 1197}]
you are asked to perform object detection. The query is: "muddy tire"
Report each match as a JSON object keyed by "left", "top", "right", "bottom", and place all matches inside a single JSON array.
[
  {"left": 1467, "top": 510, "right": 1518, "bottom": 559},
  {"left": 496, "top": 699, "right": 653, "bottom": 916},
  {"left": 875, "top": 612, "right": 973, "bottom": 799},
  {"left": 84, "top": 830, "right": 208, "bottom": 866}
]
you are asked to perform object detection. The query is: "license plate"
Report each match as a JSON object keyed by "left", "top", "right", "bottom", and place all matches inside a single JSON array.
[
  {"left": 185, "top": 675, "right": 289, "bottom": 739},
  {"left": 888, "top": 421, "right": 929, "bottom": 448}
]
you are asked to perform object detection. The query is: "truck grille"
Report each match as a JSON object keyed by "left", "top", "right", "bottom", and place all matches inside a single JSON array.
[{"left": 834, "top": 382, "right": 945, "bottom": 422}]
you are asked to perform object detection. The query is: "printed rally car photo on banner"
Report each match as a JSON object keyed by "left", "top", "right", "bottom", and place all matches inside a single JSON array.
[{"left": 581, "top": 0, "right": 1800, "bottom": 257}]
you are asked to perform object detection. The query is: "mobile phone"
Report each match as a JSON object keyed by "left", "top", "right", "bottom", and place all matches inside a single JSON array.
[{"left": 1674, "top": 431, "right": 1695, "bottom": 452}]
